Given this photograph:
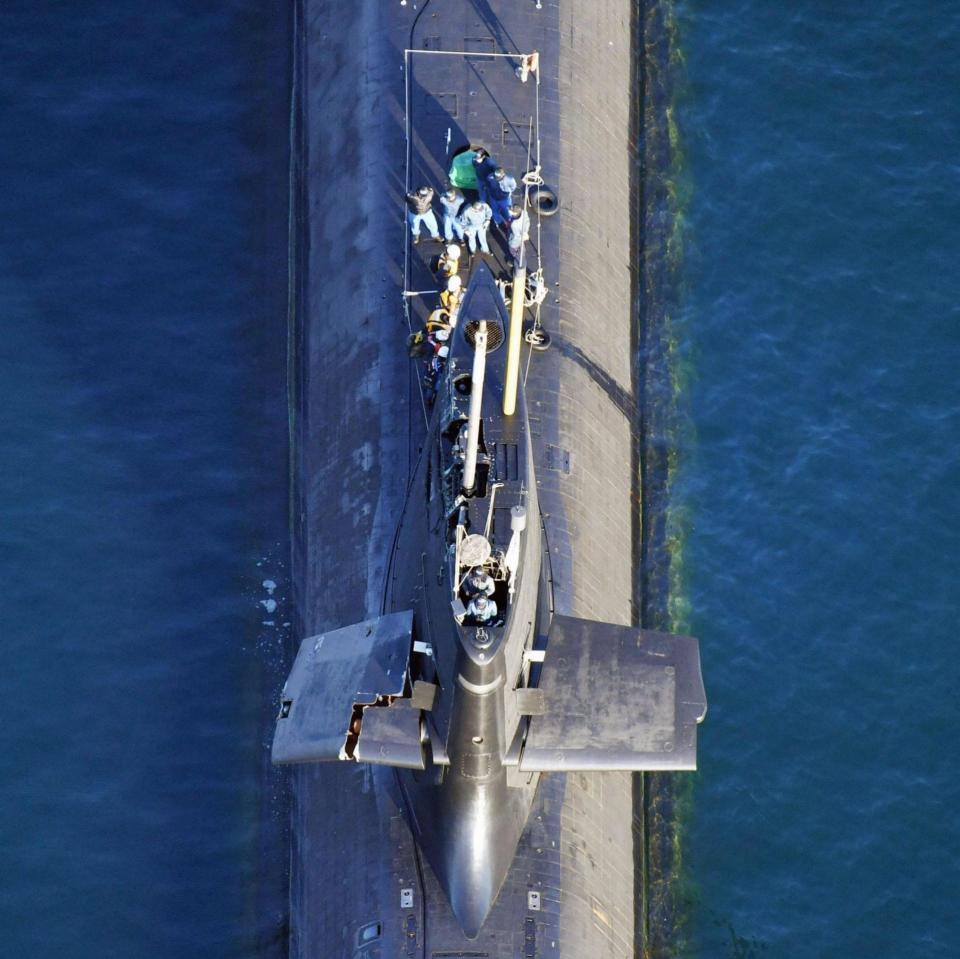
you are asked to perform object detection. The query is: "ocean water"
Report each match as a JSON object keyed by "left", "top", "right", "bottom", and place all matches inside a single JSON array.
[
  {"left": 674, "top": 1, "right": 960, "bottom": 955},
  {"left": 0, "top": 4, "right": 291, "bottom": 957}
]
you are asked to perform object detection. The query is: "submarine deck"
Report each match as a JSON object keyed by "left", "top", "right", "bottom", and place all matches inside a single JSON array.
[{"left": 289, "top": 1, "right": 660, "bottom": 956}]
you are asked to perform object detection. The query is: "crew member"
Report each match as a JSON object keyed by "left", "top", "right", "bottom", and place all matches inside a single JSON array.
[
  {"left": 466, "top": 567, "right": 496, "bottom": 598},
  {"left": 439, "top": 189, "right": 465, "bottom": 242},
  {"left": 485, "top": 168, "right": 517, "bottom": 227},
  {"left": 440, "top": 274, "right": 462, "bottom": 312},
  {"left": 507, "top": 206, "right": 530, "bottom": 263},
  {"left": 428, "top": 326, "right": 450, "bottom": 354},
  {"left": 472, "top": 148, "right": 498, "bottom": 203},
  {"left": 405, "top": 185, "right": 441, "bottom": 244},
  {"left": 466, "top": 594, "right": 498, "bottom": 624},
  {"left": 422, "top": 348, "right": 448, "bottom": 405},
  {"left": 425, "top": 307, "right": 452, "bottom": 333},
  {"left": 458, "top": 201, "right": 493, "bottom": 255},
  {"left": 437, "top": 243, "right": 462, "bottom": 279}
]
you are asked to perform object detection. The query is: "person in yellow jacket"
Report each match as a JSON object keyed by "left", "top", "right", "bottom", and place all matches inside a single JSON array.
[{"left": 439, "top": 274, "right": 462, "bottom": 313}]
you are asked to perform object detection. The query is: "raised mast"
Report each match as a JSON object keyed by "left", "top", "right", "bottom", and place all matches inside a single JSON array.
[{"left": 461, "top": 320, "right": 488, "bottom": 493}]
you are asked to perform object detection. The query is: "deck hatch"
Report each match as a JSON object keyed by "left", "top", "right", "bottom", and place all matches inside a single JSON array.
[
  {"left": 463, "top": 36, "right": 495, "bottom": 58},
  {"left": 493, "top": 442, "right": 520, "bottom": 481},
  {"left": 427, "top": 93, "right": 459, "bottom": 118},
  {"left": 501, "top": 117, "right": 533, "bottom": 149},
  {"left": 544, "top": 444, "right": 571, "bottom": 474}
]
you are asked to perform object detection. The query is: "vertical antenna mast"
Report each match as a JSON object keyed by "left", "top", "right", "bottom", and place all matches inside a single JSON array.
[{"left": 462, "top": 321, "right": 488, "bottom": 493}]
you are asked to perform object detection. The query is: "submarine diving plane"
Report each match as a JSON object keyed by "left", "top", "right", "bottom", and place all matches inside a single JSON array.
[{"left": 271, "top": 264, "right": 706, "bottom": 938}]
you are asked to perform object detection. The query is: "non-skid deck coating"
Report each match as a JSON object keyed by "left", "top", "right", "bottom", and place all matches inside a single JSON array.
[{"left": 290, "top": 1, "right": 651, "bottom": 956}]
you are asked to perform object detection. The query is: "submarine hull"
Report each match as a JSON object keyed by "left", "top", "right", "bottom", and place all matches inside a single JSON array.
[{"left": 286, "top": 0, "right": 688, "bottom": 955}]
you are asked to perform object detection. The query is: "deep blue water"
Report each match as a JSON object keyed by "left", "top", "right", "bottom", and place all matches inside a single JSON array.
[
  {"left": 0, "top": 4, "right": 291, "bottom": 956},
  {"left": 675, "top": 1, "right": 960, "bottom": 955}
]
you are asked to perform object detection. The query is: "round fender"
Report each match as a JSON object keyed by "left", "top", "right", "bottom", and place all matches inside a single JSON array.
[
  {"left": 524, "top": 326, "right": 551, "bottom": 351},
  {"left": 527, "top": 185, "right": 559, "bottom": 217}
]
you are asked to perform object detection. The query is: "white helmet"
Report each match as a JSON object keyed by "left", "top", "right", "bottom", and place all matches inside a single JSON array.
[
  {"left": 435, "top": 327, "right": 450, "bottom": 341},
  {"left": 446, "top": 275, "right": 462, "bottom": 292},
  {"left": 445, "top": 244, "right": 461, "bottom": 259},
  {"left": 438, "top": 345, "right": 450, "bottom": 359}
]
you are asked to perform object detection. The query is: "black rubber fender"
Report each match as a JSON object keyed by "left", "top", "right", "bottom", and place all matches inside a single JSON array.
[
  {"left": 526, "top": 185, "right": 559, "bottom": 217},
  {"left": 524, "top": 326, "right": 551, "bottom": 351}
]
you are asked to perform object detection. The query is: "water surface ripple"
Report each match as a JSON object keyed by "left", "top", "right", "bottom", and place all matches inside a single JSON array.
[
  {"left": 676, "top": 2, "right": 960, "bottom": 955},
  {"left": 0, "top": 4, "right": 290, "bottom": 956}
]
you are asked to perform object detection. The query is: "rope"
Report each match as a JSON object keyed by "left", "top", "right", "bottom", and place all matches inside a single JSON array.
[
  {"left": 523, "top": 57, "right": 546, "bottom": 388},
  {"left": 519, "top": 115, "right": 534, "bottom": 272},
  {"left": 533, "top": 58, "right": 543, "bottom": 315}
]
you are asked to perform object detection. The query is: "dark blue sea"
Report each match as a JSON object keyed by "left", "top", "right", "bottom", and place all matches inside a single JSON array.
[
  {"left": 0, "top": 3, "right": 291, "bottom": 957},
  {"left": 675, "top": 1, "right": 960, "bottom": 955}
]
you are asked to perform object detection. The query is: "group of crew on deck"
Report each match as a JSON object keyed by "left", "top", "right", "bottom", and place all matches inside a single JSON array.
[
  {"left": 405, "top": 148, "right": 531, "bottom": 406},
  {"left": 405, "top": 148, "right": 530, "bottom": 261}
]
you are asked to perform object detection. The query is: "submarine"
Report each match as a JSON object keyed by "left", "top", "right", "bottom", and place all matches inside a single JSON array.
[
  {"left": 274, "top": 262, "right": 706, "bottom": 938},
  {"left": 278, "top": 0, "right": 703, "bottom": 953}
]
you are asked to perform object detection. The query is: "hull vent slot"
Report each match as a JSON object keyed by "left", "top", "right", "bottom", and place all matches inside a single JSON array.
[
  {"left": 463, "top": 319, "right": 504, "bottom": 353},
  {"left": 494, "top": 443, "right": 520, "bottom": 481}
]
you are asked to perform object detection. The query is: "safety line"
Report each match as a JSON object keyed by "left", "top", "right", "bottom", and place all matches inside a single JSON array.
[{"left": 404, "top": 47, "right": 531, "bottom": 58}]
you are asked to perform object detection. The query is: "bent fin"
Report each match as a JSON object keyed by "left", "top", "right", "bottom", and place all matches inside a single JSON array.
[
  {"left": 519, "top": 614, "right": 707, "bottom": 772},
  {"left": 271, "top": 610, "right": 424, "bottom": 769}
]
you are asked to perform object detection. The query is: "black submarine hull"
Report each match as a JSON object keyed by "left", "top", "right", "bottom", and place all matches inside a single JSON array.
[{"left": 282, "top": 0, "right": 697, "bottom": 954}]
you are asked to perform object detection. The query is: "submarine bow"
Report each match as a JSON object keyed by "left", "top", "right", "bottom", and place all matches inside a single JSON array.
[{"left": 272, "top": 265, "right": 707, "bottom": 937}]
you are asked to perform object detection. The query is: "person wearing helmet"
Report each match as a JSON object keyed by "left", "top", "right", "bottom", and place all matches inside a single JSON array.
[
  {"left": 405, "top": 185, "right": 441, "bottom": 244},
  {"left": 457, "top": 200, "right": 493, "bottom": 255},
  {"left": 439, "top": 274, "right": 462, "bottom": 312},
  {"left": 437, "top": 243, "right": 462, "bottom": 279},
  {"left": 466, "top": 567, "right": 496, "bottom": 598},
  {"left": 466, "top": 593, "right": 498, "bottom": 624},
  {"left": 428, "top": 326, "right": 450, "bottom": 354},
  {"left": 439, "top": 188, "right": 465, "bottom": 242},
  {"left": 507, "top": 205, "right": 530, "bottom": 263},
  {"left": 425, "top": 307, "right": 451, "bottom": 333},
  {"left": 485, "top": 167, "right": 517, "bottom": 227}
]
